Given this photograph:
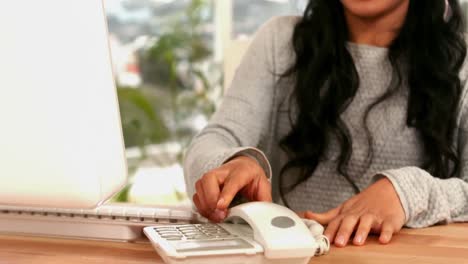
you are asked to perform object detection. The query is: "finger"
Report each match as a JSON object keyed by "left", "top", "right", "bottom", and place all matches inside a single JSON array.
[
  {"left": 353, "top": 214, "right": 376, "bottom": 246},
  {"left": 296, "top": 211, "right": 309, "bottom": 218},
  {"left": 324, "top": 217, "right": 342, "bottom": 243},
  {"left": 195, "top": 181, "right": 210, "bottom": 214},
  {"left": 379, "top": 221, "right": 395, "bottom": 244},
  {"left": 209, "top": 209, "right": 227, "bottom": 223},
  {"left": 201, "top": 171, "right": 228, "bottom": 212},
  {"left": 306, "top": 206, "right": 342, "bottom": 225},
  {"left": 334, "top": 215, "right": 360, "bottom": 247},
  {"left": 192, "top": 193, "right": 209, "bottom": 218},
  {"left": 193, "top": 193, "right": 226, "bottom": 222},
  {"left": 217, "top": 169, "right": 253, "bottom": 210},
  {"left": 255, "top": 176, "right": 272, "bottom": 202}
]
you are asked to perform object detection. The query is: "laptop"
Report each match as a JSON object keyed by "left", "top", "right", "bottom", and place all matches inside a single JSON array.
[
  {"left": 0, "top": 0, "right": 198, "bottom": 240},
  {"left": 0, "top": 0, "right": 127, "bottom": 208}
]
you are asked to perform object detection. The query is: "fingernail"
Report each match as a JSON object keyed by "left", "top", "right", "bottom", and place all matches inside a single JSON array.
[
  {"left": 335, "top": 235, "right": 345, "bottom": 246},
  {"left": 214, "top": 209, "right": 226, "bottom": 220},
  {"left": 381, "top": 234, "right": 390, "bottom": 243},
  {"left": 354, "top": 235, "right": 363, "bottom": 245},
  {"left": 217, "top": 198, "right": 225, "bottom": 208}
]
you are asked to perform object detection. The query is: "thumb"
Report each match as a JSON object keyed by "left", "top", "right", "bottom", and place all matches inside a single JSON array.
[{"left": 304, "top": 206, "right": 342, "bottom": 225}]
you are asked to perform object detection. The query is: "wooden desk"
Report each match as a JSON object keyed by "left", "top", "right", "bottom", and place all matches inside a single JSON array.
[{"left": 1, "top": 224, "right": 468, "bottom": 264}]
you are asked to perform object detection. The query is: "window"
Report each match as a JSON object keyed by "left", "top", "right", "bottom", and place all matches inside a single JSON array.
[
  {"left": 462, "top": 0, "right": 468, "bottom": 21},
  {"left": 233, "top": 0, "right": 301, "bottom": 38},
  {"left": 105, "top": 0, "right": 299, "bottom": 206}
]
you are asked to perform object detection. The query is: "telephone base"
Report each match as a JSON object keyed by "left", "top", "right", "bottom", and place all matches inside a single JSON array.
[{"left": 158, "top": 251, "right": 312, "bottom": 264}]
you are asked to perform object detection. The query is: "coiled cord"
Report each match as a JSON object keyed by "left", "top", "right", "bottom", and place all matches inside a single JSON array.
[
  {"left": 314, "top": 234, "right": 330, "bottom": 256},
  {"left": 302, "top": 218, "right": 331, "bottom": 256}
]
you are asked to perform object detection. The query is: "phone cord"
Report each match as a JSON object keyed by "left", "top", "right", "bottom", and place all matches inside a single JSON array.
[{"left": 314, "top": 235, "right": 330, "bottom": 256}]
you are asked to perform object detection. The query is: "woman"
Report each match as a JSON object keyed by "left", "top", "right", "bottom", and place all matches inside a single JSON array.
[{"left": 184, "top": 0, "right": 468, "bottom": 247}]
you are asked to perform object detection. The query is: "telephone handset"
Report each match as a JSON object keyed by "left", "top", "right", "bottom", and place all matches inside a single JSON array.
[{"left": 144, "top": 202, "right": 330, "bottom": 264}]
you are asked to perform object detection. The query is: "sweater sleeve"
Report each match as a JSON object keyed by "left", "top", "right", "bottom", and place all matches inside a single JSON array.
[
  {"left": 374, "top": 84, "right": 468, "bottom": 228},
  {"left": 183, "top": 18, "right": 284, "bottom": 199}
]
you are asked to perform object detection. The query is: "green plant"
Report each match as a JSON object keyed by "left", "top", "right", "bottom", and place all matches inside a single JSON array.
[
  {"left": 140, "top": 0, "right": 221, "bottom": 147},
  {"left": 112, "top": 0, "right": 221, "bottom": 203},
  {"left": 117, "top": 87, "right": 170, "bottom": 149}
]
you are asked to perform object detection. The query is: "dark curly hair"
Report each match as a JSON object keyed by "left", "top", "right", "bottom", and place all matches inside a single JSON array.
[{"left": 279, "top": 0, "right": 467, "bottom": 207}]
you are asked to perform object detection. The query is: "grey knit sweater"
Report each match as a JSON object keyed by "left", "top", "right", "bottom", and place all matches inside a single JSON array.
[{"left": 183, "top": 16, "right": 468, "bottom": 228}]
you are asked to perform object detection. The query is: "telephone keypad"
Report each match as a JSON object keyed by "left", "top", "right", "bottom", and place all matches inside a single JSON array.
[
  {"left": 153, "top": 224, "right": 238, "bottom": 242},
  {"left": 146, "top": 224, "right": 258, "bottom": 258}
]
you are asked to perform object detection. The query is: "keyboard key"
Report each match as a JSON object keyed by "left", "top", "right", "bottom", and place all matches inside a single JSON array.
[
  {"left": 160, "top": 232, "right": 181, "bottom": 237},
  {"left": 124, "top": 208, "right": 140, "bottom": 218},
  {"left": 170, "top": 210, "right": 192, "bottom": 219},
  {"left": 155, "top": 227, "right": 177, "bottom": 231},
  {"left": 153, "top": 208, "right": 171, "bottom": 218},
  {"left": 138, "top": 208, "right": 156, "bottom": 218},
  {"left": 164, "top": 236, "right": 183, "bottom": 241},
  {"left": 109, "top": 207, "right": 125, "bottom": 217},
  {"left": 186, "top": 235, "right": 209, "bottom": 240},
  {"left": 177, "top": 226, "right": 198, "bottom": 230},
  {"left": 181, "top": 232, "right": 202, "bottom": 237}
]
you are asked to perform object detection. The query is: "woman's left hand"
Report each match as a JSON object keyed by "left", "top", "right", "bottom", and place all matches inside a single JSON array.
[{"left": 299, "top": 177, "right": 405, "bottom": 247}]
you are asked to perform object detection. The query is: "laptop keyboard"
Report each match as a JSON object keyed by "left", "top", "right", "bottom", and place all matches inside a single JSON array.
[
  {"left": 1, "top": 204, "right": 191, "bottom": 220},
  {"left": 0, "top": 204, "right": 204, "bottom": 241}
]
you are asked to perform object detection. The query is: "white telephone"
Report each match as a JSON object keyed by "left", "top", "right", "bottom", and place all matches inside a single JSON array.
[{"left": 143, "top": 202, "right": 330, "bottom": 264}]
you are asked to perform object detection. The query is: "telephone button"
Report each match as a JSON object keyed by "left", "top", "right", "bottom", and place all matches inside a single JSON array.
[{"left": 271, "top": 216, "right": 295, "bottom": 228}]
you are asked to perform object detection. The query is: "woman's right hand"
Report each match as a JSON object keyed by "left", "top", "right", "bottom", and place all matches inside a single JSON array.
[{"left": 192, "top": 155, "right": 272, "bottom": 222}]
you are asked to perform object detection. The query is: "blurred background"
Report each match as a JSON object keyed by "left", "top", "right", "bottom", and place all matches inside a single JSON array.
[
  {"left": 105, "top": 0, "right": 468, "bottom": 206},
  {"left": 106, "top": 0, "right": 302, "bottom": 206}
]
